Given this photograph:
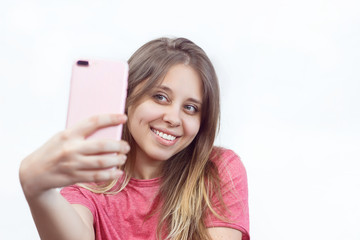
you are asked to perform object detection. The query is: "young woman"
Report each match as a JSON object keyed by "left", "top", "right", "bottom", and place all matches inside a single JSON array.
[{"left": 19, "top": 37, "right": 249, "bottom": 240}]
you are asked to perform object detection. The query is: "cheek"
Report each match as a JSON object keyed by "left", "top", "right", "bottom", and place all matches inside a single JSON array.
[
  {"left": 183, "top": 116, "right": 201, "bottom": 138},
  {"left": 128, "top": 102, "right": 161, "bottom": 130},
  {"left": 129, "top": 103, "right": 156, "bottom": 125}
]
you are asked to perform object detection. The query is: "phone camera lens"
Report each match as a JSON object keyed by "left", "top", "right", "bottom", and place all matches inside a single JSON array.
[{"left": 77, "top": 60, "right": 89, "bottom": 66}]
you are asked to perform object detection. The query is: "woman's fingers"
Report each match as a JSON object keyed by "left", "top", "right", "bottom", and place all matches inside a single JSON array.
[
  {"left": 78, "top": 139, "right": 130, "bottom": 155},
  {"left": 19, "top": 115, "right": 130, "bottom": 197},
  {"left": 75, "top": 168, "right": 124, "bottom": 183},
  {"left": 69, "top": 114, "right": 127, "bottom": 138},
  {"left": 75, "top": 154, "right": 127, "bottom": 170}
]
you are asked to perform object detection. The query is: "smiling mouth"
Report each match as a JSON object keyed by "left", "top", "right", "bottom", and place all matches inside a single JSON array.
[{"left": 151, "top": 128, "right": 177, "bottom": 141}]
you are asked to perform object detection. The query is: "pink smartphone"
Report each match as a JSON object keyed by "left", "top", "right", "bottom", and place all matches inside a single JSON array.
[{"left": 66, "top": 59, "right": 128, "bottom": 140}]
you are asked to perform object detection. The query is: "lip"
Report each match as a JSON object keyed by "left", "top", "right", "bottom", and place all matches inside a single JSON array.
[
  {"left": 150, "top": 127, "right": 180, "bottom": 146},
  {"left": 150, "top": 127, "right": 180, "bottom": 138}
]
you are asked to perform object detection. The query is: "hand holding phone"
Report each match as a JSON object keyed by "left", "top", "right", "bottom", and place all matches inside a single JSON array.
[{"left": 19, "top": 59, "right": 130, "bottom": 199}]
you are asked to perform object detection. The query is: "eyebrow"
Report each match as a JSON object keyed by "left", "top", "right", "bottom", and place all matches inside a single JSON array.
[{"left": 157, "top": 85, "right": 202, "bottom": 105}]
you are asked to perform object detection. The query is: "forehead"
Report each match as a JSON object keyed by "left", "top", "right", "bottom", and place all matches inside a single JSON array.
[
  {"left": 129, "top": 63, "right": 204, "bottom": 105},
  {"left": 159, "top": 64, "right": 203, "bottom": 100}
]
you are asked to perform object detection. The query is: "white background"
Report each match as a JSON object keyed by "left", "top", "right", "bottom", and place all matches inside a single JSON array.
[{"left": 1, "top": 0, "right": 359, "bottom": 239}]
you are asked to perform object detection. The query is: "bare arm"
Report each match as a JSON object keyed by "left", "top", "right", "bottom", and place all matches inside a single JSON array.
[
  {"left": 25, "top": 190, "right": 95, "bottom": 240},
  {"left": 19, "top": 114, "right": 129, "bottom": 240},
  {"left": 208, "top": 227, "right": 243, "bottom": 240}
]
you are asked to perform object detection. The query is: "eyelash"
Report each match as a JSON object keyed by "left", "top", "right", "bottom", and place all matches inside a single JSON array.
[
  {"left": 152, "top": 94, "right": 199, "bottom": 114},
  {"left": 153, "top": 93, "right": 168, "bottom": 102},
  {"left": 184, "top": 105, "right": 199, "bottom": 113}
]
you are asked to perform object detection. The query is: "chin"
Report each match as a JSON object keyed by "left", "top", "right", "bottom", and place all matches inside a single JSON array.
[{"left": 148, "top": 151, "right": 175, "bottom": 162}]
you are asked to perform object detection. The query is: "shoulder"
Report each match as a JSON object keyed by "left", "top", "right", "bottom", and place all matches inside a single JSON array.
[
  {"left": 61, "top": 184, "right": 89, "bottom": 197},
  {"left": 61, "top": 184, "right": 97, "bottom": 197},
  {"left": 206, "top": 147, "right": 250, "bottom": 239},
  {"left": 210, "top": 147, "right": 247, "bottom": 178},
  {"left": 60, "top": 184, "right": 99, "bottom": 217},
  {"left": 209, "top": 147, "right": 249, "bottom": 202}
]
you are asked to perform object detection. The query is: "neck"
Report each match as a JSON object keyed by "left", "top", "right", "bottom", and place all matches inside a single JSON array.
[{"left": 131, "top": 149, "right": 164, "bottom": 180}]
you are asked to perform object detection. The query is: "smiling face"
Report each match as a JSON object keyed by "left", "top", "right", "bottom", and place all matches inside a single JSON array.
[{"left": 127, "top": 64, "right": 203, "bottom": 174}]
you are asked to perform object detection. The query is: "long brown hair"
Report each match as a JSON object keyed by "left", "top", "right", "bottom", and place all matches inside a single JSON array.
[{"left": 83, "top": 37, "right": 224, "bottom": 240}]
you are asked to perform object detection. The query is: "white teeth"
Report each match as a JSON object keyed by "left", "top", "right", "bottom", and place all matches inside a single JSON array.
[{"left": 152, "top": 129, "right": 176, "bottom": 141}]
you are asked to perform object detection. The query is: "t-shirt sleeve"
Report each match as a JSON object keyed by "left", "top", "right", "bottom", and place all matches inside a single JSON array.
[
  {"left": 60, "top": 185, "right": 97, "bottom": 220},
  {"left": 205, "top": 148, "right": 250, "bottom": 240}
]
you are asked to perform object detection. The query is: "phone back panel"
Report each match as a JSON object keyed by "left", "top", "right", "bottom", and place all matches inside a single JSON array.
[{"left": 66, "top": 59, "right": 128, "bottom": 140}]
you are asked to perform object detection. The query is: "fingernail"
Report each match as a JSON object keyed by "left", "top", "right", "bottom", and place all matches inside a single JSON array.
[
  {"left": 112, "top": 168, "right": 123, "bottom": 177},
  {"left": 124, "top": 145, "right": 130, "bottom": 152},
  {"left": 117, "top": 115, "right": 127, "bottom": 121},
  {"left": 120, "top": 155, "right": 127, "bottom": 164}
]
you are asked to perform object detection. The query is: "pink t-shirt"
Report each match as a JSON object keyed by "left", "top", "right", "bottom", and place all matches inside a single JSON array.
[{"left": 60, "top": 148, "right": 250, "bottom": 239}]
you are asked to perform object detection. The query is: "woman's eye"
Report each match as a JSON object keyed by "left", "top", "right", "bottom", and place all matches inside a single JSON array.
[
  {"left": 184, "top": 105, "right": 198, "bottom": 113},
  {"left": 153, "top": 94, "right": 168, "bottom": 102}
]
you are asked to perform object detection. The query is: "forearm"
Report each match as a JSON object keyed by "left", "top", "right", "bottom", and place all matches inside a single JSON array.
[
  {"left": 25, "top": 189, "right": 94, "bottom": 240},
  {"left": 19, "top": 114, "right": 129, "bottom": 240}
]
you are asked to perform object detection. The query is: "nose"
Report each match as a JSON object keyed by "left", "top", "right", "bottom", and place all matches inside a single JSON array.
[{"left": 163, "top": 105, "right": 181, "bottom": 127}]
